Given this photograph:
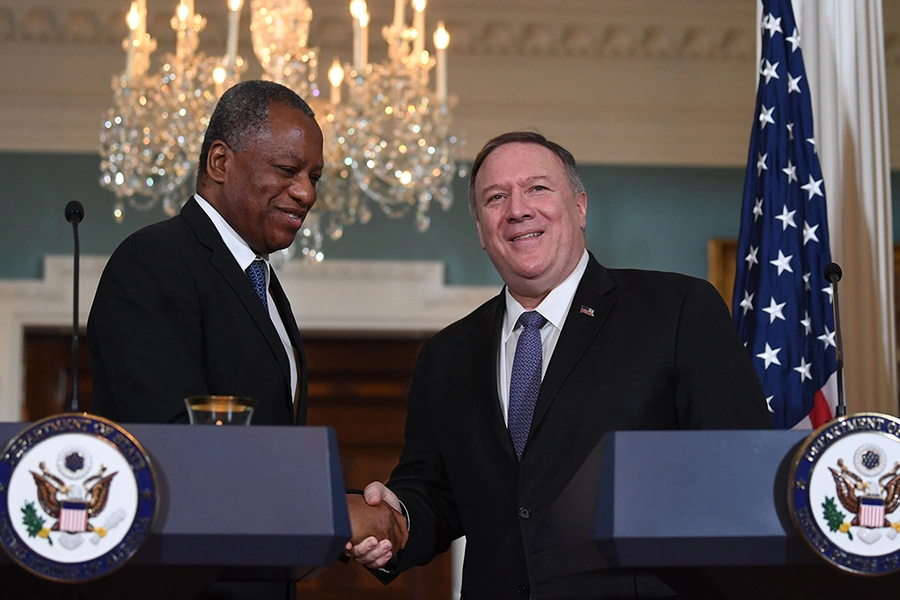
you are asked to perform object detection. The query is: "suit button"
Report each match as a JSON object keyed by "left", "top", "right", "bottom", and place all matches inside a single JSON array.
[
  {"left": 518, "top": 506, "right": 531, "bottom": 519},
  {"left": 517, "top": 584, "right": 528, "bottom": 596}
]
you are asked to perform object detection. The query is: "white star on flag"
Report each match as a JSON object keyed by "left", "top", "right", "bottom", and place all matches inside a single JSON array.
[
  {"left": 745, "top": 245, "right": 759, "bottom": 267},
  {"left": 759, "top": 105, "right": 776, "bottom": 129},
  {"left": 766, "top": 395, "right": 775, "bottom": 413},
  {"left": 782, "top": 160, "right": 798, "bottom": 183},
  {"left": 762, "top": 297, "right": 787, "bottom": 323},
  {"left": 761, "top": 60, "right": 780, "bottom": 84},
  {"left": 800, "top": 310, "right": 812, "bottom": 335},
  {"left": 757, "top": 153, "right": 768, "bottom": 175},
  {"left": 775, "top": 205, "right": 797, "bottom": 230},
  {"left": 757, "top": 343, "right": 782, "bottom": 369},
  {"left": 740, "top": 291, "right": 755, "bottom": 316},
  {"left": 785, "top": 27, "right": 801, "bottom": 52},
  {"left": 764, "top": 14, "right": 783, "bottom": 37},
  {"left": 794, "top": 357, "right": 813, "bottom": 382},
  {"left": 770, "top": 250, "right": 794, "bottom": 275},
  {"left": 818, "top": 325, "right": 836, "bottom": 349},
  {"left": 822, "top": 284, "right": 833, "bottom": 304},
  {"left": 802, "top": 222, "right": 819, "bottom": 245},
  {"left": 801, "top": 175, "right": 824, "bottom": 200},
  {"left": 753, "top": 198, "right": 764, "bottom": 222},
  {"left": 787, "top": 73, "right": 802, "bottom": 93}
]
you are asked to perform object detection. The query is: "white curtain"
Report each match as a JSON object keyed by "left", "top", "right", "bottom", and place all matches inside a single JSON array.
[{"left": 763, "top": 0, "right": 897, "bottom": 416}]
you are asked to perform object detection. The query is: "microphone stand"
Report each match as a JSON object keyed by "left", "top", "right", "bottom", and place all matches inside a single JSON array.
[
  {"left": 824, "top": 262, "right": 846, "bottom": 418},
  {"left": 65, "top": 201, "right": 84, "bottom": 413}
]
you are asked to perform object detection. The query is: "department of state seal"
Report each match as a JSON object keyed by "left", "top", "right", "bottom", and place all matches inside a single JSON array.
[
  {"left": 0, "top": 414, "right": 157, "bottom": 582},
  {"left": 789, "top": 413, "right": 900, "bottom": 576}
]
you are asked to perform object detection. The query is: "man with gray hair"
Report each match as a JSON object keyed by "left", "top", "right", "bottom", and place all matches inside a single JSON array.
[
  {"left": 347, "top": 131, "right": 772, "bottom": 599},
  {"left": 88, "top": 80, "right": 321, "bottom": 599},
  {"left": 90, "top": 80, "right": 321, "bottom": 427}
]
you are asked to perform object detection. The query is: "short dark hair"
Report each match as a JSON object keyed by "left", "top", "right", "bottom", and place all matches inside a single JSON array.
[
  {"left": 467, "top": 131, "right": 585, "bottom": 216},
  {"left": 197, "top": 80, "right": 315, "bottom": 184}
]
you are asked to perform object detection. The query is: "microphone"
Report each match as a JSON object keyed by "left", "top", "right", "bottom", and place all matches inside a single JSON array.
[
  {"left": 824, "top": 262, "right": 846, "bottom": 417},
  {"left": 66, "top": 201, "right": 84, "bottom": 413},
  {"left": 65, "top": 200, "right": 84, "bottom": 225}
]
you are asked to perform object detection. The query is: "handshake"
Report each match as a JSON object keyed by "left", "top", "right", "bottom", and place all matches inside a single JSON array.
[{"left": 345, "top": 482, "right": 409, "bottom": 569}]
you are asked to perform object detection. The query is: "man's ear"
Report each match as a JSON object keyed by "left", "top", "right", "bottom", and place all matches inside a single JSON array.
[{"left": 205, "top": 140, "right": 230, "bottom": 184}]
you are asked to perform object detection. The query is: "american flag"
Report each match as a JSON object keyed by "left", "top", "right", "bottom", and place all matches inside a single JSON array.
[{"left": 732, "top": 0, "right": 838, "bottom": 430}]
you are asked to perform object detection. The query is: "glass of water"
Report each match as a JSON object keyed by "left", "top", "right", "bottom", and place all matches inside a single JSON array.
[{"left": 184, "top": 396, "right": 256, "bottom": 425}]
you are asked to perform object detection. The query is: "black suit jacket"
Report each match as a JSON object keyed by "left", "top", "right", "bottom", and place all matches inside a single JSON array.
[
  {"left": 88, "top": 197, "right": 307, "bottom": 426},
  {"left": 87, "top": 199, "right": 306, "bottom": 600},
  {"left": 381, "top": 255, "right": 771, "bottom": 599}
]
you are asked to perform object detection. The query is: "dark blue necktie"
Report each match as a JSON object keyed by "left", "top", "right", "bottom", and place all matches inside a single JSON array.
[
  {"left": 508, "top": 311, "right": 546, "bottom": 460},
  {"left": 246, "top": 259, "right": 268, "bottom": 311}
]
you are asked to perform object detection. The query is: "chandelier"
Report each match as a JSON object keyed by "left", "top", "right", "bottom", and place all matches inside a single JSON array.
[{"left": 99, "top": 0, "right": 463, "bottom": 262}]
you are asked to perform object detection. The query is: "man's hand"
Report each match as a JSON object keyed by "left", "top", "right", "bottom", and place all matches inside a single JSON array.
[{"left": 345, "top": 481, "right": 408, "bottom": 569}]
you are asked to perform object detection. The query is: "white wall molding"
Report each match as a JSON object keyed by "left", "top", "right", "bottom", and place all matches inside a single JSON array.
[
  {"left": 0, "top": 254, "right": 496, "bottom": 421},
  {"left": 3, "top": 0, "right": 898, "bottom": 167}
]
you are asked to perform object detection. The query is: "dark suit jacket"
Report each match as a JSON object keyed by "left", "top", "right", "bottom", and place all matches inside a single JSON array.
[
  {"left": 88, "top": 197, "right": 307, "bottom": 426},
  {"left": 380, "top": 255, "right": 772, "bottom": 599},
  {"left": 87, "top": 198, "right": 306, "bottom": 600}
]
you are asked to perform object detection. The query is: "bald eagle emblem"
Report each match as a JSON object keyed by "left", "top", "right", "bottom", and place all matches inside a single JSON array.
[
  {"left": 823, "top": 444, "right": 900, "bottom": 545},
  {"left": 22, "top": 453, "right": 125, "bottom": 550}
]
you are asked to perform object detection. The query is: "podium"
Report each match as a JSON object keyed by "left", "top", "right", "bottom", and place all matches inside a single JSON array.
[
  {"left": 533, "top": 430, "right": 900, "bottom": 599},
  {"left": 0, "top": 422, "right": 351, "bottom": 599}
]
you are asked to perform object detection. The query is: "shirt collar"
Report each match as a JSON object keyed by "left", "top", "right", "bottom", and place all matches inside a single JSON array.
[
  {"left": 502, "top": 249, "right": 589, "bottom": 341},
  {"left": 194, "top": 193, "right": 269, "bottom": 271}
]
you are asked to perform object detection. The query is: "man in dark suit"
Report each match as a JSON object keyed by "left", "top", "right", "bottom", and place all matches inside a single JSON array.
[
  {"left": 88, "top": 80, "right": 322, "bottom": 426},
  {"left": 86, "top": 80, "right": 323, "bottom": 599},
  {"left": 345, "top": 132, "right": 772, "bottom": 599}
]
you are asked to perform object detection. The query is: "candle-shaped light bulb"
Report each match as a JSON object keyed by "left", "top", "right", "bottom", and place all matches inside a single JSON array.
[
  {"left": 127, "top": 3, "right": 140, "bottom": 31},
  {"left": 137, "top": 0, "right": 146, "bottom": 38},
  {"left": 412, "top": 0, "right": 427, "bottom": 56},
  {"left": 350, "top": 0, "right": 367, "bottom": 72},
  {"left": 434, "top": 21, "right": 449, "bottom": 107},
  {"left": 328, "top": 59, "right": 344, "bottom": 105},
  {"left": 226, "top": 0, "right": 243, "bottom": 74},
  {"left": 360, "top": 11, "right": 369, "bottom": 68},
  {"left": 213, "top": 65, "right": 227, "bottom": 97},
  {"left": 177, "top": 2, "right": 189, "bottom": 23},
  {"left": 350, "top": 0, "right": 367, "bottom": 19},
  {"left": 125, "top": 2, "right": 139, "bottom": 85},
  {"left": 393, "top": 0, "right": 405, "bottom": 31}
]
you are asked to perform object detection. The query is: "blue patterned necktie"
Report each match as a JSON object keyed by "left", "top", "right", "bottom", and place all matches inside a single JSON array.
[
  {"left": 246, "top": 258, "right": 269, "bottom": 311},
  {"left": 508, "top": 311, "right": 546, "bottom": 460}
]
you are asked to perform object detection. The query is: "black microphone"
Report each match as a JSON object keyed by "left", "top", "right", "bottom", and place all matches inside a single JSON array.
[
  {"left": 824, "top": 262, "right": 846, "bottom": 417},
  {"left": 65, "top": 201, "right": 84, "bottom": 413}
]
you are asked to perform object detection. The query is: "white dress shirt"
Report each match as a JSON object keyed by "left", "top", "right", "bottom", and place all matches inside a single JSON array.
[
  {"left": 498, "top": 250, "right": 589, "bottom": 423},
  {"left": 194, "top": 194, "right": 298, "bottom": 403}
]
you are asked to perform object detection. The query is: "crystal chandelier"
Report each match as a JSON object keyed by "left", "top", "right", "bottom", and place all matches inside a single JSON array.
[{"left": 99, "top": 0, "right": 463, "bottom": 262}]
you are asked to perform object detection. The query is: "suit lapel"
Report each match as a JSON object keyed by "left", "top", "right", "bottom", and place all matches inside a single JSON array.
[
  {"left": 482, "top": 293, "right": 519, "bottom": 460},
  {"left": 270, "top": 269, "right": 305, "bottom": 423},
  {"left": 529, "top": 255, "right": 617, "bottom": 439},
  {"left": 181, "top": 198, "right": 293, "bottom": 395}
]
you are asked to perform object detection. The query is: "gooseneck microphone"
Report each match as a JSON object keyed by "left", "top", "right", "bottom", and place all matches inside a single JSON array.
[
  {"left": 823, "top": 262, "right": 846, "bottom": 417},
  {"left": 65, "top": 201, "right": 84, "bottom": 413}
]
